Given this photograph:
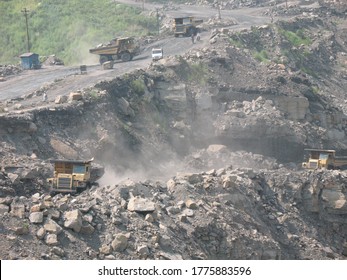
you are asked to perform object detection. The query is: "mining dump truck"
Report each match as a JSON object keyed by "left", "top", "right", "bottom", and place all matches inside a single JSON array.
[
  {"left": 302, "top": 149, "right": 347, "bottom": 170},
  {"left": 89, "top": 37, "right": 141, "bottom": 65},
  {"left": 47, "top": 159, "right": 104, "bottom": 194},
  {"left": 173, "top": 16, "right": 203, "bottom": 37}
]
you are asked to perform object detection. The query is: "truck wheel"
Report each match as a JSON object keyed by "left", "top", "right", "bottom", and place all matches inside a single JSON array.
[
  {"left": 121, "top": 52, "right": 131, "bottom": 62},
  {"left": 187, "top": 27, "right": 195, "bottom": 37},
  {"left": 49, "top": 189, "right": 56, "bottom": 196},
  {"left": 99, "top": 55, "right": 109, "bottom": 65}
]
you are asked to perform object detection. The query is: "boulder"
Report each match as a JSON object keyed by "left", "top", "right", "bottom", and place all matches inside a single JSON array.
[
  {"left": 321, "top": 189, "right": 347, "bottom": 215},
  {"left": 30, "top": 204, "right": 41, "bottom": 213},
  {"left": 127, "top": 197, "right": 155, "bottom": 213},
  {"left": 55, "top": 95, "right": 68, "bottom": 104},
  {"left": 45, "top": 234, "right": 59, "bottom": 246},
  {"left": 137, "top": 245, "right": 149, "bottom": 257},
  {"left": 80, "top": 223, "right": 95, "bottom": 235},
  {"left": 69, "top": 92, "right": 83, "bottom": 101},
  {"left": 0, "top": 197, "right": 13, "bottom": 205},
  {"left": 7, "top": 173, "right": 19, "bottom": 184},
  {"left": 185, "top": 199, "right": 198, "bottom": 210},
  {"left": 44, "top": 219, "right": 63, "bottom": 235},
  {"left": 206, "top": 144, "right": 228, "bottom": 154},
  {"left": 111, "top": 234, "right": 128, "bottom": 252},
  {"left": 52, "top": 247, "right": 65, "bottom": 257},
  {"left": 99, "top": 244, "right": 112, "bottom": 255},
  {"left": 0, "top": 204, "right": 9, "bottom": 215},
  {"left": 29, "top": 212, "right": 43, "bottom": 224},
  {"left": 10, "top": 204, "right": 25, "bottom": 218},
  {"left": 183, "top": 209, "right": 194, "bottom": 217},
  {"left": 36, "top": 227, "right": 46, "bottom": 240},
  {"left": 102, "top": 61, "right": 114, "bottom": 70},
  {"left": 28, "top": 122, "right": 37, "bottom": 133},
  {"left": 166, "top": 179, "right": 176, "bottom": 193},
  {"left": 64, "top": 209, "right": 83, "bottom": 232},
  {"left": 177, "top": 173, "right": 203, "bottom": 184},
  {"left": 145, "top": 214, "right": 154, "bottom": 223},
  {"left": 118, "top": 97, "right": 135, "bottom": 117}
]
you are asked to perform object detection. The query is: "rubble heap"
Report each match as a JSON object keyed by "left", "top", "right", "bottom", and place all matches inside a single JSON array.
[{"left": 1, "top": 165, "right": 347, "bottom": 260}]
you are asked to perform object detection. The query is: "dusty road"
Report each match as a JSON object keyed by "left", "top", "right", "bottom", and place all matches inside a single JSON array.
[{"left": 0, "top": 2, "right": 271, "bottom": 104}]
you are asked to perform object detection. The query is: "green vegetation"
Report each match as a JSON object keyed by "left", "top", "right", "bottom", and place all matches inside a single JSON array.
[
  {"left": 311, "top": 86, "right": 320, "bottom": 94},
  {"left": 0, "top": 0, "right": 157, "bottom": 65},
  {"left": 253, "top": 50, "right": 270, "bottom": 63},
  {"left": 282, "top": 48, "right": 317, "bottom": 77},
  {"left": 187, "top": 62, "right": 209, "bottom": 85},
  {"left": 229, "top": 37, "right": 243, "bottom": 48},
  {"left": 279, "top": 28, "right": 312, "bottom": 47},
  {"left": 86, "top": 89, "right": 102, "bottom": 100},
  {"left": 300, "top": 66, "right": 318, "bottom": 78},
  {"left": 174, "top": 57, "right": 209, "bottom": 86},
  {"left": 130, "top": 79, "right": 146, "bottom": 95}
]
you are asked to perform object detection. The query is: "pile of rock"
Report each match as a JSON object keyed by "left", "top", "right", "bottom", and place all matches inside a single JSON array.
[
  {"left": 0, "top": 165, "right": 346, "bottom": 260},
  {"left": 0, "top": 65, "right": 22, "bottom": 78},
  {"left": 41, "top": 55, "right": 64, "bottom": 66}
]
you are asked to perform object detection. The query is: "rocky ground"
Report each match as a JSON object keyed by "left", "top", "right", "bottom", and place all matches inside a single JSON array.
[{"left": 0, "top": 1, "right": 347, "bottom": 260}]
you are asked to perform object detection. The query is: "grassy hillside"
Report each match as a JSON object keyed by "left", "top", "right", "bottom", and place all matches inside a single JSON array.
[{"left": 0, "top": 0, "right": 158, "bottom": 65}]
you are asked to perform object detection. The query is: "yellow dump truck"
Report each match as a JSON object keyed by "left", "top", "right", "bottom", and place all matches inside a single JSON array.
[
  {"left": 173, "top": 16, "right": 203, "bottom": 37},
  {"left": 47, "top": 159, "right": 104, "bottom": 194},
  {"left": 302, "top": 149, "right": 347, "bottom": 170},
  {"left": 89, "top": 37, "right": 141, "bottom": 65}
]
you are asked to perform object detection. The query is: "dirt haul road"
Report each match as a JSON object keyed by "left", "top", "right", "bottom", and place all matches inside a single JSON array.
[{"left": 0, "top": 4, "right": 271, "bottom": 104}]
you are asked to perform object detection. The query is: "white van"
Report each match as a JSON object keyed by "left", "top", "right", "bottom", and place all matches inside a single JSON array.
[{"left": 152, "top": 48, "right": 163, "bottom": 61}]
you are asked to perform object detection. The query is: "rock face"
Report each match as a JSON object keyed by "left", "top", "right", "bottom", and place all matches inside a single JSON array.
[
  {"left": 301, "top": 171, "right": 347, "bottom": 221},
  {"left": 275, "top": 96, "right": 309, "bottom": 121},
  {"left": 50, "top": 138, "right": 78, "bottom": 159}
]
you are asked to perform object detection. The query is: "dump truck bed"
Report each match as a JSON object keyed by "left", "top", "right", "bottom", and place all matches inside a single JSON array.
[
  {"left": 334, "top": 157, "right": 347, "bottom": 167},
  {"left": 89, "top": 45, "right": 120, "bottom": 56}
]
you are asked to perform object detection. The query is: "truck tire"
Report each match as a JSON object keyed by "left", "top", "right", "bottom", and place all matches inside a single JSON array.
[
  {"left": 99, "top": 55, "right": 110, "bottom": 65},
  {"left": 121, "top": 52, "right": 131, "bottom": 62},
  {"left": 49, "top": 190, "right": 56, "bottom": 196},
  {"left": 187, "top": 27, "right": 195, "bottom": 37}
]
